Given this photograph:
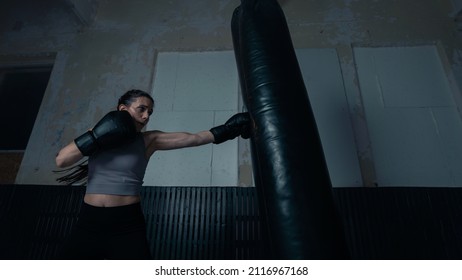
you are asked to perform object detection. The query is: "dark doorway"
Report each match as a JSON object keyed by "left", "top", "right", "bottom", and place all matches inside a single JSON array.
[
  {"left": 0, "top": 67, "right": 52, "bottom": 150},
  {"left": 0, "top": 66, "right": 52, "bottom": 183}
]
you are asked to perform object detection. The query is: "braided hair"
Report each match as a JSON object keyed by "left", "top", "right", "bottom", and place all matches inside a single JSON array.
[{"left": 118, "top": 89, "right": 154, "bottom": 109}]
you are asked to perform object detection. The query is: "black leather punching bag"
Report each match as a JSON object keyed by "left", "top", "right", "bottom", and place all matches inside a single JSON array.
[{"left": 231, "top": 0, "right": 349, "bottom": 259}]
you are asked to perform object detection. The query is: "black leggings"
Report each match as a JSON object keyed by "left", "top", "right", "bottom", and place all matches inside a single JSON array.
[{"left": 60, "top": 202, "right": 151, "bottom": 260}]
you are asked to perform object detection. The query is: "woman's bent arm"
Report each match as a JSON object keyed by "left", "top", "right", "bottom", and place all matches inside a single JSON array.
[{"left": 55, "top": 141, "right": 84, "bottom": 168}]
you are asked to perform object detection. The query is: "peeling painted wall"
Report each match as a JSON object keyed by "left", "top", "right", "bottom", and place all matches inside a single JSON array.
[{"left": 0, "top": 0, "right": 461, "bottom": 186}]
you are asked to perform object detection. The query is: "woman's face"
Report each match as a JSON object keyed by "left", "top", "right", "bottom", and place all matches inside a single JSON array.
[{"left": 119, "top": 96, "right": 154, "bottom": 131}]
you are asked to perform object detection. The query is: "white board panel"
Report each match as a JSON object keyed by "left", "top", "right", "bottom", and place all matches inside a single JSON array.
[
  {"left": 146, "top": 51, "right": 239, "bottom": 186},
  {"left": 296, "top": 48, "right": 363, "bottom": 187},
  {"left": 355, "top": 45, "right": 462, "bottom": 187}
]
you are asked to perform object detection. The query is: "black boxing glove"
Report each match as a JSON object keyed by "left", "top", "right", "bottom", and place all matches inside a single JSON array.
[
  {"left": 74, "top": 110, "right": 137, "bottom": 156},
  {"left": 210, "top": 112, "right": 251, "bottom": 144}
]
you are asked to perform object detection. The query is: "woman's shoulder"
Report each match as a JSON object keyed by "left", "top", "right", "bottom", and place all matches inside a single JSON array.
[
  {"left": 142, "top": 130, "right": 164, "bottom": 155},
  {"left": 142, "top": 130, "right": 165, "bottom": 147},
  {"left": 142, "top": 130, "right": 163, "bottom": 141}
]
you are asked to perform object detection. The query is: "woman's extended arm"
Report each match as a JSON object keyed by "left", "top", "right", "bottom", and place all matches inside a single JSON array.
[
  {"left": 144, "top": 113, "right": 250, "bottom": 158},
  {"left": 144, "top": 130, "right": 214, "bottom": 157}
]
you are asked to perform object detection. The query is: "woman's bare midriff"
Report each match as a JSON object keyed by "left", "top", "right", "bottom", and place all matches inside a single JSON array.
[{"left": 84, "top": 194, "right": 141, "bottom": 207}]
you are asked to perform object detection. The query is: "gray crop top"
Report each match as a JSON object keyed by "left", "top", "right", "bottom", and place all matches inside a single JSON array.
[{"left": 86, "top": 133, "right": 148, "bottom": 195}]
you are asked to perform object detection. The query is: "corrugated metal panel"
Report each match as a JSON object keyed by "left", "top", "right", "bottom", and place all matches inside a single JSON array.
[
  {"left": 0, "top": 185, "right": 15, "bottom": 259},
  {"left": 0, "top": 185, "right": 265, "bottom": 260},
  {"left": 333, "top": 187, "right": 462, "bottom": 259},
  {"left": 0, "top": 185, "right": 85, "bottom": 259},
  {"left": 2, "top": 185, "right": 462, "bottom": 259},
  {"left": 141, "top": 187, "right": 263, "bottom": 260},
  {"left": 28, "top": 186, "right": 84, "bottom": 259}
]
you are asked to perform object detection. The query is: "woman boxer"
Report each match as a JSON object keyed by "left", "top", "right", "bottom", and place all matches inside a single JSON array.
[{"left": 55, "top": 89, "right": 250, "bottom": 259}]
